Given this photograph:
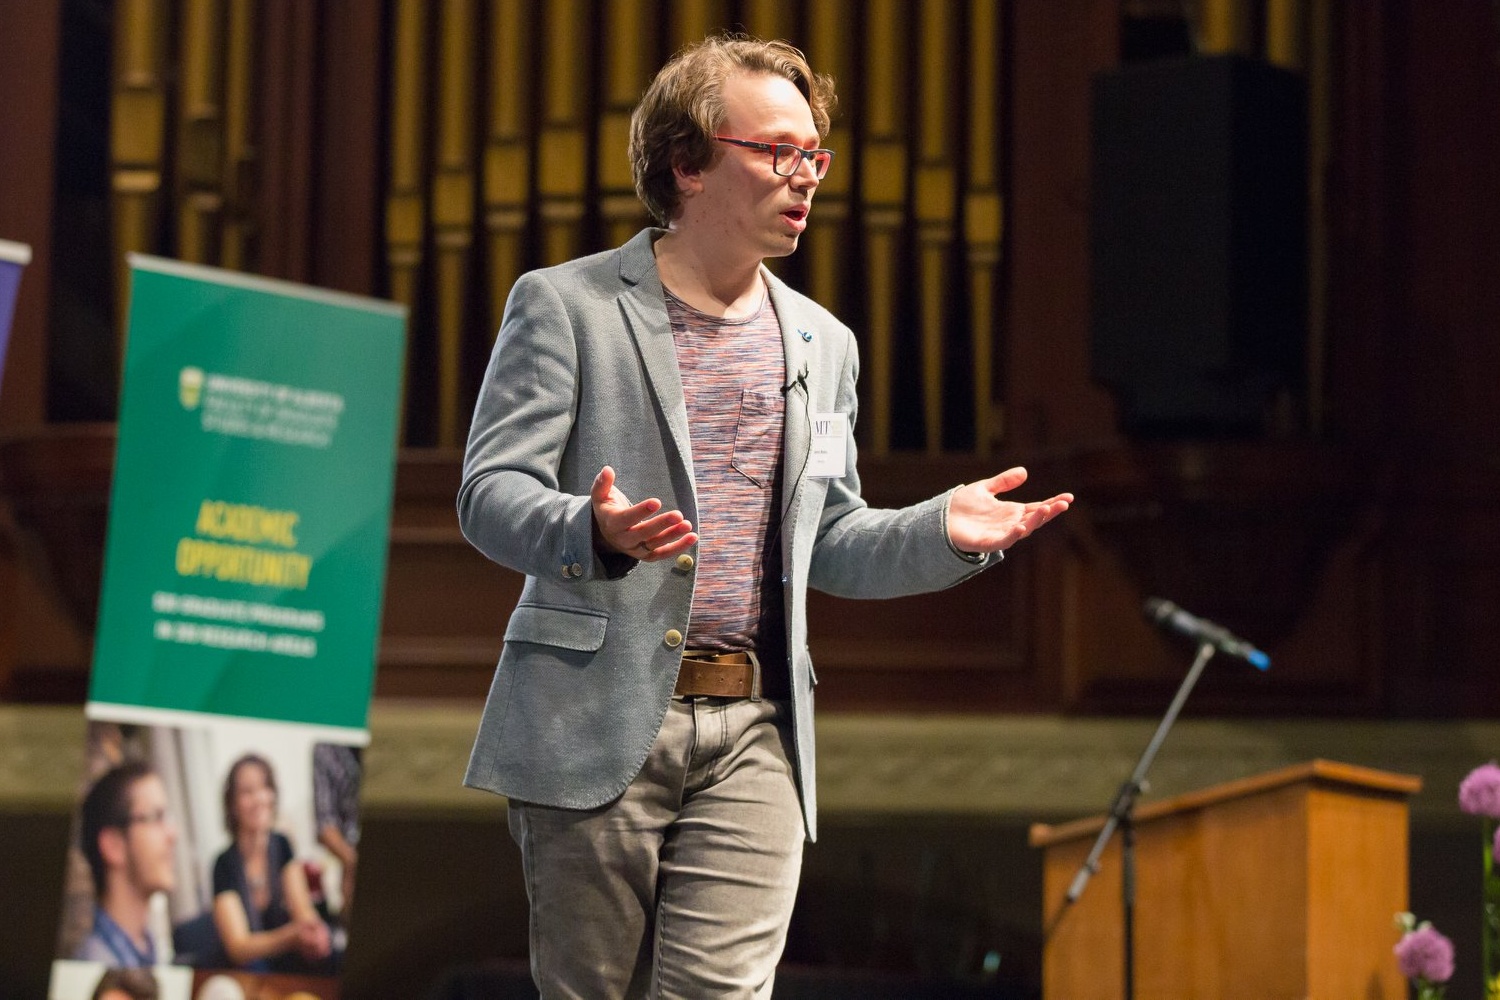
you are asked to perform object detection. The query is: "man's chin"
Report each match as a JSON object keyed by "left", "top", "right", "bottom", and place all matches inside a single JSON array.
[{"left": 766, "top": 234, "right": 802, "bottom": 257}]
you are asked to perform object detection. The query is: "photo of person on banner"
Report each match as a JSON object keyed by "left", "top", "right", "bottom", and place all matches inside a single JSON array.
[
  {"left": 74, "top": 762, "right": 180, "bottom": 968},
  {"left": 311, "top": 742, "right": 361, "bottom": 913},
  {"left": 90, "top": 967, "right": 161, "bottom": 1000},
  {"left": 208, "top": 754, "right": 336, "bottom": 975},
  {"left": 54, "top": 720, "right": 353, "bottom": 995}
]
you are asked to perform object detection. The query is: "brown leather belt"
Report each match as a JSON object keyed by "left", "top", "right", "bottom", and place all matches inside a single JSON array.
[{"left": 674, "top": 650, "right": 787, "bottom": 700}]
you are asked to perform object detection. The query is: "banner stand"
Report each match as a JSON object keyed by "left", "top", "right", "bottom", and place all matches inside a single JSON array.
[{"left": 50, "top": 257, "right": 406, "bottom": 1000}]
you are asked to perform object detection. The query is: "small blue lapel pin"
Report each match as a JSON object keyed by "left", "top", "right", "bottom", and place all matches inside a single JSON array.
[{"left": 799, "top": 328, "right": 813, "bottom": 342}]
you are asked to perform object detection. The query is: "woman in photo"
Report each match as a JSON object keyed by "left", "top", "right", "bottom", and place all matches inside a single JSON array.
[{"left": 211, "top": 754, "right": 332, "bottom": 972}]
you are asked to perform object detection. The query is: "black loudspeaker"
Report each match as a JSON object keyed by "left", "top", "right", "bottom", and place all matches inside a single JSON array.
[{"left": 1091, "top": 56, "right": 1307, "bottom": 435}]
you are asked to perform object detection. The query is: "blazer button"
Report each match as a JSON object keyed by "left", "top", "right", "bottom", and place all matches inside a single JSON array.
[
  {"left": 676, "top": 554, "right": 695, "bottom": 571},
  {"left": 663, "top": 629, "right": 683, "bottom": 648},
  {"left": 569, "top": 562, "right": 584, "bottom": 577},
  {"left": 560, "top": 564, "right": 571, "bottom": 578}
]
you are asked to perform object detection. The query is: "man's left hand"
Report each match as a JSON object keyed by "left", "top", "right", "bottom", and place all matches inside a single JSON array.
[{"left": 946, "top": 467, "right": 1073, "bottom": 555}]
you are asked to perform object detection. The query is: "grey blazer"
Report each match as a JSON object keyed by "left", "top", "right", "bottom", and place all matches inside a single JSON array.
[{"left": 458, "top": 229, "right": 994, "bottom": 840}]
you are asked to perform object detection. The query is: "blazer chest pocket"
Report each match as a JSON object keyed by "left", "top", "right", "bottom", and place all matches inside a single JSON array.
[
  {"left": 504, "top": 604, "right": 608, "bottom": 652},
  {"left": 731, "top": 390, "right": 784, "bottom": 487}
]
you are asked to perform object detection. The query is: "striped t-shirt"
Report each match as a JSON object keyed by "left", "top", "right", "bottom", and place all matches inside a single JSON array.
[{"left": 665, "top": 287, "right": 787, "bottom": 666}]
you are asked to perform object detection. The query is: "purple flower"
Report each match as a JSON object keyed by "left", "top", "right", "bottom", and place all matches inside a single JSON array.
[
  {"left": 1395, "top": 925, "right": 1455, "bottom": 983},
  {"left": 1459, "top": 763, "right": 1500, "bottom": 818}
]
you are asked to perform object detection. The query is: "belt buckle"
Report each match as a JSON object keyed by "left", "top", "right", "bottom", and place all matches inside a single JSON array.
[
  {"left": 680, "top": 649, "right": 760, "bottom": 701},
  {"left": 746, "top": 649, "right": 762, "bottom": 703}
]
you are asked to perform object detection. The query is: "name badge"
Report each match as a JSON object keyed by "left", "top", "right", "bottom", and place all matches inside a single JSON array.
[{"left": 808, "top": 412, "right": 849, "bottom": 478}]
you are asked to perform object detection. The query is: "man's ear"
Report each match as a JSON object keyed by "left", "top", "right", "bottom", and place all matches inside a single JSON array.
[
  {"left": 98, "top": 826, "right": 128, "bottom": 870},
  {"left": 673, "top": 160, "right": 704, "bottom": 199}
]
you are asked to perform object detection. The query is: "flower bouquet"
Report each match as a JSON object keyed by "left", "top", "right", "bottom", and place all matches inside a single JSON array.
[
  {"left": 1395, "top": 913, "right": 1455, "bottom": 1000},
  {"left": 1460, "top": 762, "right": 1500, "bottom": 999}
]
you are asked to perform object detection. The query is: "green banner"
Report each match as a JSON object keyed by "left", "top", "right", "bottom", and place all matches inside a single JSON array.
[{"left": 88, "top": 256, "right": 406, "bottom": 734}]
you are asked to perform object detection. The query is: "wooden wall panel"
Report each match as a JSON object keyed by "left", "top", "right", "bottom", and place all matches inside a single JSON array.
[
  {"left": 255, "top": 0, "right": 317, "bottom": 281},
  {"left": 484, "top": 0, "right": 534, "bottom": 333},
  {"left": 1371, "top": 0, "right": 1500, "bottom": 714},
  {"left": 0, "top": 0, "right": 63, "bottom": 429},
  {"left": 860, "top": 0, "right": 909, "bottom": 456},
  {"left": 537, "top": 0, "right": 591, "bottom": 268},
  {"left": 386, "top": 0, "right": 430, "bottom": 316},
  {"left": 219, "top": 0, "right": 255, "bottom": 272},
  {"left": 0, "top": 1, "right": 90, "bottom": 702},
  {"left": 173, "top": 0, "right": 226, "bottom": 265},
  {"left": 312, "top": 1, "right": 385, "bottom": 297},
  {"left": 5, "top": 2, "right": 1500, "bottom": 720},
  {"left": 433, "top": 0, "right": 478, "bottom": 447},
  {"left": 1053, "top": 444, "right": 1383, "bottom": 714},
  {"left": 1324, "top": 0, "right": 1390, "bottom": 446},
  {"left": 670, "top": 0, "right": 728, "bottom": 51},
  {"left": 801, "top": 4, "right": 854, "bottom": 323},
  {"left": 110, "top": 0, "right": 170, "bottom": 347},
  {"left": 597, "top": 1, "right": 656, "bottom": 251},
  {"left": 914, "top": 2, "right": 957, "bottom": 453},
  {"left": 1004, "top": 0, "right": 1119, "bottom": 450},
  {"left": 965, "top": 0, "right": 1005, "bottom": 454}
]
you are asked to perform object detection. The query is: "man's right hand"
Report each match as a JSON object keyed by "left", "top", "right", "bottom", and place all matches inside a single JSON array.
[{"left": 590, "top": 465, "right": 698, "bottom": 562}]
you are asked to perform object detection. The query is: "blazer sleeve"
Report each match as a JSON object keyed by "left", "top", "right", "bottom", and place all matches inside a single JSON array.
[
  {"left": 807, "top": 330, "right": 997, "bottom": 599},
  {"left": 457, "top": 271, "right": 599, "bottom": 581}
]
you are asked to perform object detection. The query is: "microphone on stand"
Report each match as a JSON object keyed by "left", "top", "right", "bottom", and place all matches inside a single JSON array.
[{"left": 1142, "top": 597, "right": 1271, "bottom": 671}]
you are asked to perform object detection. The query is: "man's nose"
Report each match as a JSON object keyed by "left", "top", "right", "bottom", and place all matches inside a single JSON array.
[{"left": 791, "top": 157, "right": 819, "bottom": 188}]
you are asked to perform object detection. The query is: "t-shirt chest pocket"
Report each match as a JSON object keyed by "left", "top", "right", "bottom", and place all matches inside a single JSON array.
[{"left": 730, "top": 389, "right": 785, "bottom": 487}]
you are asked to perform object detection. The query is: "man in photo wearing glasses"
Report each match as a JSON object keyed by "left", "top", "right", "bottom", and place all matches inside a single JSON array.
[
  {"left": 74, "top": 762, "right": 179, "bottom": 967},
  {"left": 459, "top": 32, "right": 1073, "bottom": 999}
]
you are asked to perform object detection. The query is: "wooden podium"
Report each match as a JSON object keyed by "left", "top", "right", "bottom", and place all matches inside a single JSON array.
[{"left": 1029, "top": 760, "right": 1422, "bottom": 1000}]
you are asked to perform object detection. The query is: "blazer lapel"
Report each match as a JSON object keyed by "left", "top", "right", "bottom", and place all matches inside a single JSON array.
[
  {"left": 614, "top": 238, "right": 816, "bottom": 519},
  {"left": 764, "top": 270, "right": 814, "bottom": 520},
  {"left": 617, "top": 231, "right": 696, "bottom": 494}
]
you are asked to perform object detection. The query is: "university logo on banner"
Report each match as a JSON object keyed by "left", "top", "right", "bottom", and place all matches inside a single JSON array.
[
  {"left": 50, "top": 258, "right": 406, "bottom": 1000},
  {"left": 0, "top": 238, "right": 32, "bottom": 391}
]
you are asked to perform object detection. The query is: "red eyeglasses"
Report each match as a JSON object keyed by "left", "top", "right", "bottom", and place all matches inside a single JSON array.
[{"left": 714, "top": 136, "right": 835, "bottom": 179}]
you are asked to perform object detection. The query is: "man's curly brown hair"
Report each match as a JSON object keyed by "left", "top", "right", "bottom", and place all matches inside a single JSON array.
[{"left": 629, "top": 34, "right": 837, "bottom": 226}]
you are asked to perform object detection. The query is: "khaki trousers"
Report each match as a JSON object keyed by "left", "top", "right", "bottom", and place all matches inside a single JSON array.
[{"left": 508, "top": 696, "right": 805, "bottom": 999}]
